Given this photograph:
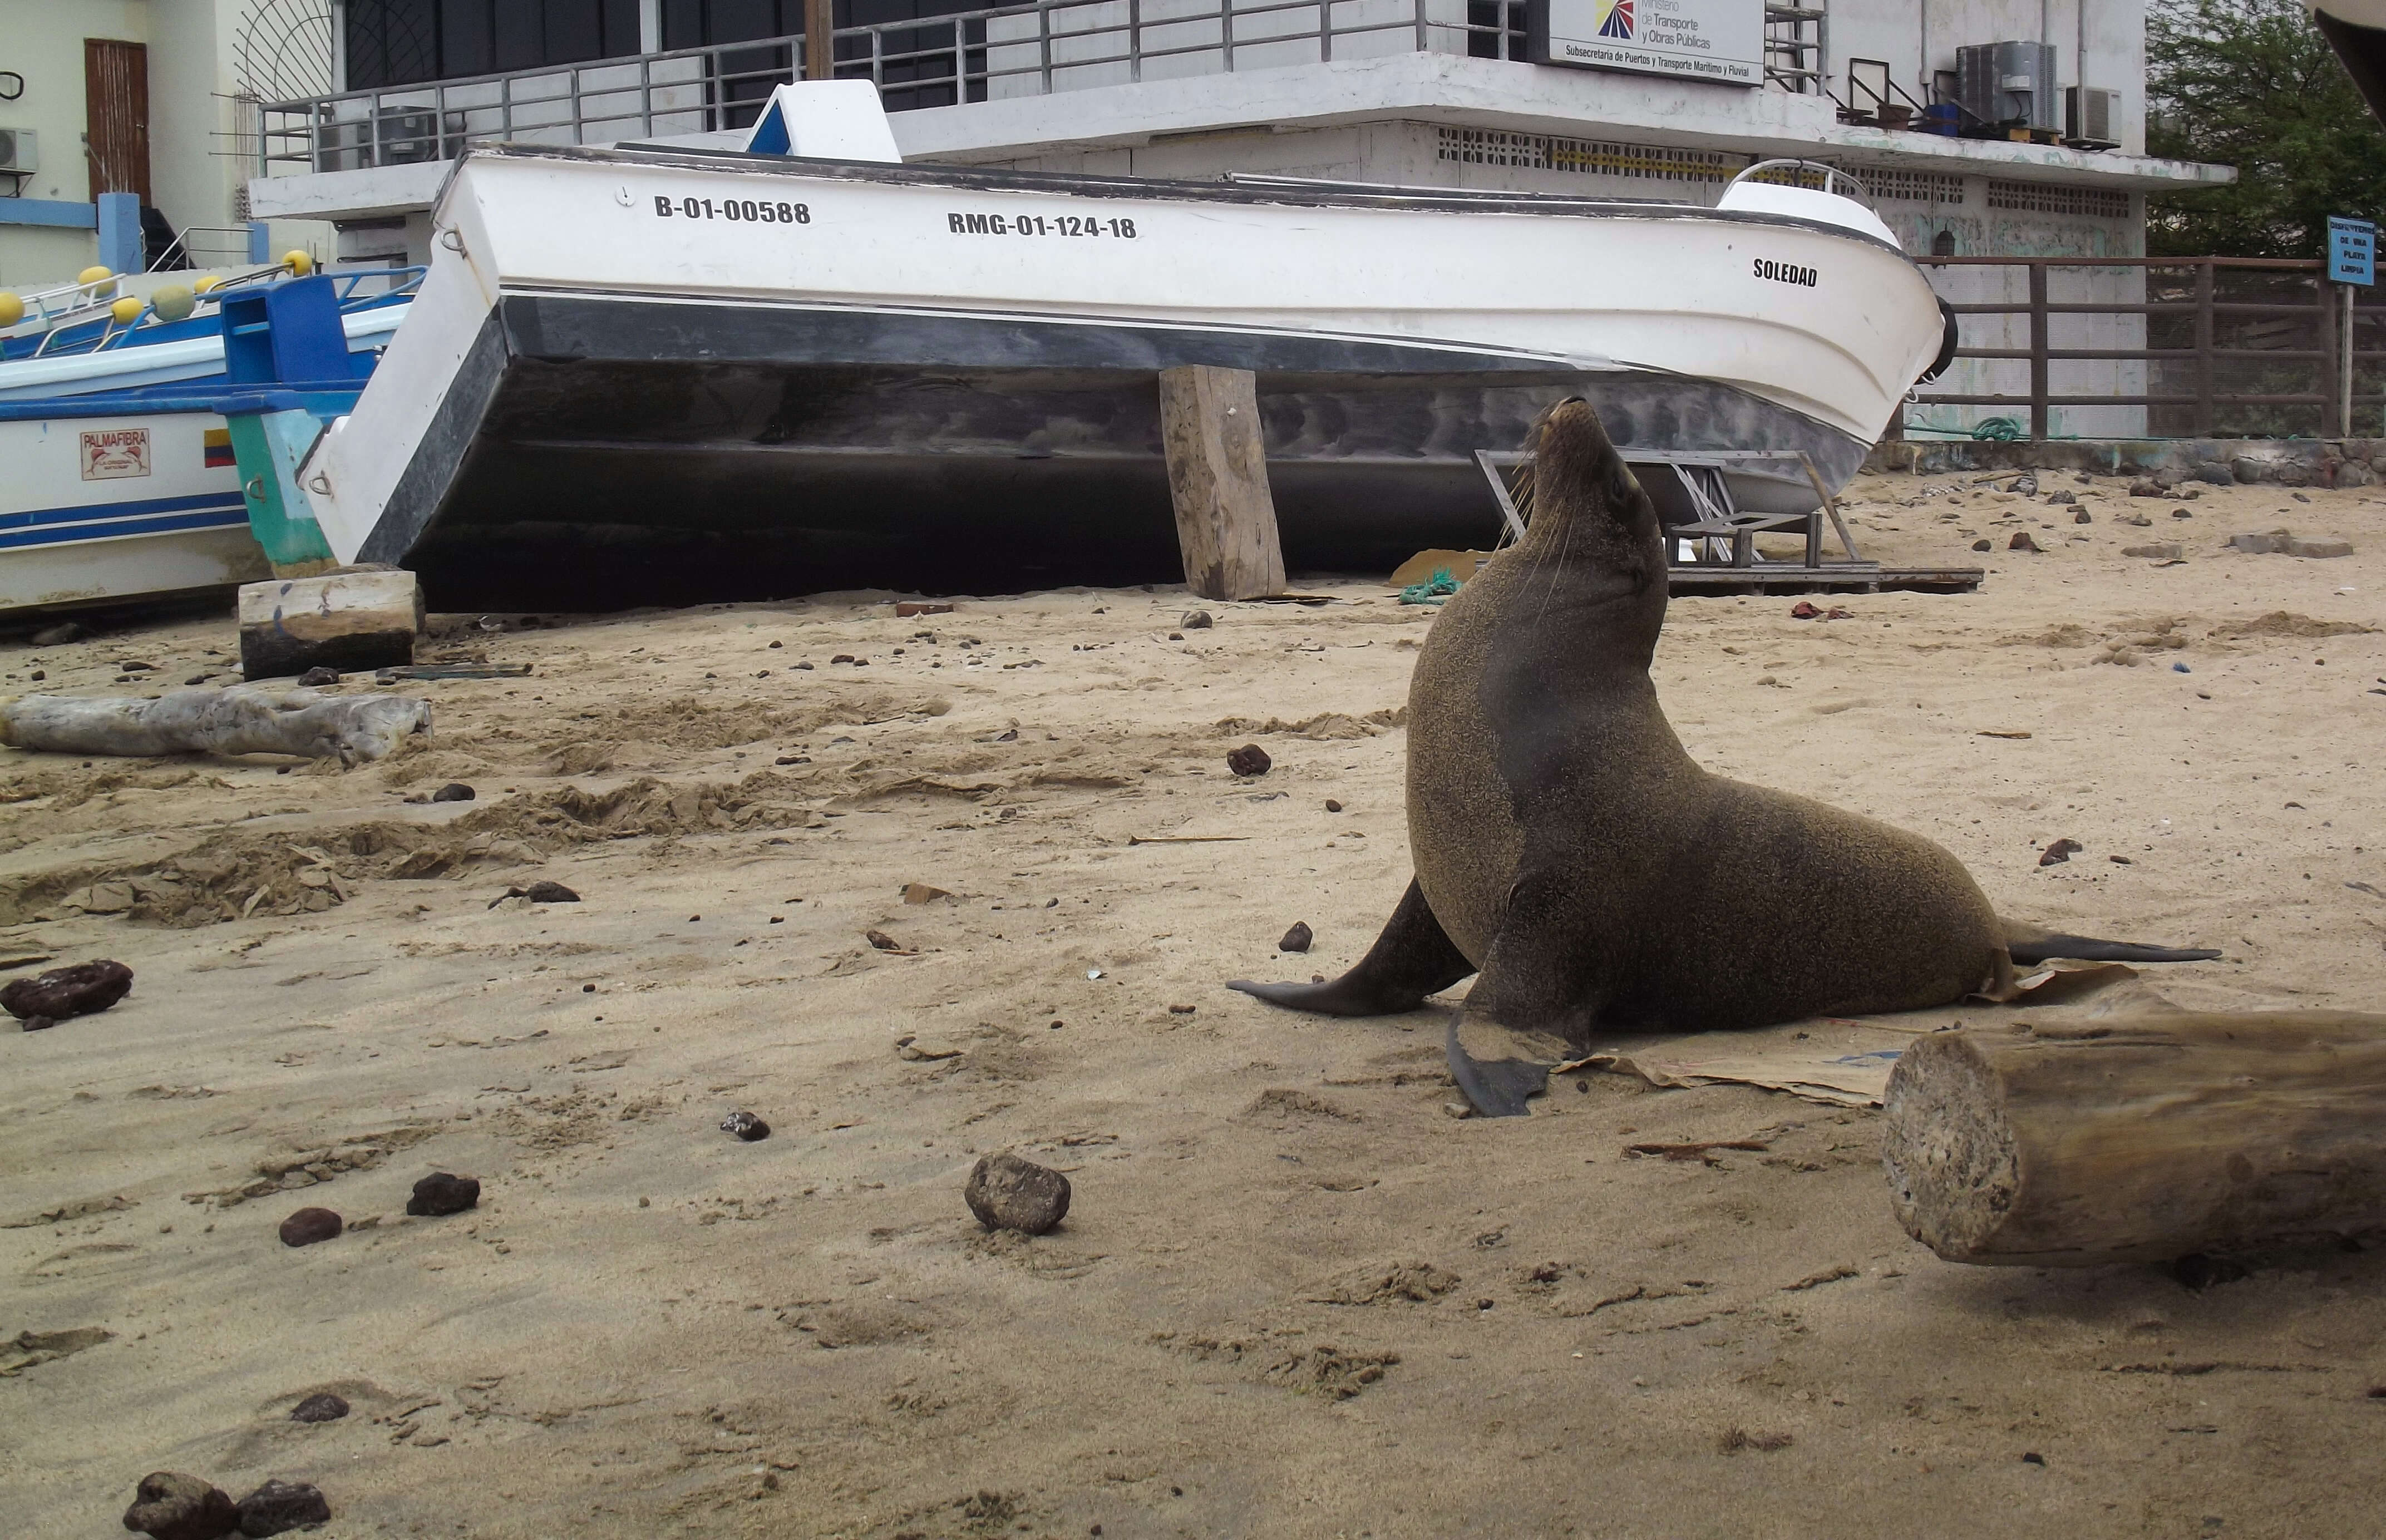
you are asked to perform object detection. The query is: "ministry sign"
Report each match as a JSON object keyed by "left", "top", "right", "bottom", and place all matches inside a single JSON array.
[{"left": 1530, "top": 0, "right": 1763, "bottom": 87}]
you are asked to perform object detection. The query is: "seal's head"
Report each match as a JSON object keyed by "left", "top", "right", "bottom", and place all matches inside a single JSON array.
[{"left": 1515, "top": 398, "right": 1667, "bottom": 643}]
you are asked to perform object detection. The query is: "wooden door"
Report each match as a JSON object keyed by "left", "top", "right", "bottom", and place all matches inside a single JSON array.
[{"left": 84, "top": 38, "right": 150, "bottom": 204}]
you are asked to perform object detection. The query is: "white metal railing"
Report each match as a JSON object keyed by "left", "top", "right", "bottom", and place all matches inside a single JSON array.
[{"left": 256, "top": 0, "right": 1523, "bottom": 176}]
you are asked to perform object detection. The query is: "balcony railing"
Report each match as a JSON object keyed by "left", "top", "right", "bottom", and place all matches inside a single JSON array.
[{"left": 257, "top": 0, "right": 1516, "bottom": 176}]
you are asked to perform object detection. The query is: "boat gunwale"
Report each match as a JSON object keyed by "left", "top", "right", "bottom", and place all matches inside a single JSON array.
[{"left": 452, "top": 141, "right": 1916, "bottom": 260}]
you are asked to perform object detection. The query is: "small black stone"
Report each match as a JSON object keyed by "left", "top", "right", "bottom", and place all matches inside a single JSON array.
[
  {"left": 1182, "top": 610, "right": 1214, "bottom": 629},
  {"left": 522, "top": 881, "right": 578, "bottom": 903},
  {"left": 121, "top": 1471, "right": 237, "bottom": 1540},
  {"left": 277, "top": 1207, "right": 342, "bottom": 1247},
  {"left": 721, "top": 1110, "right": 771, "bottom": 1142},
  {"left": 1324, "top": 799, "right": 1343, "bottom": 813},
  {"left": 1, "top": 959, "right": 133, "bottom": 1023},
  {"left": 296, "top": 667, "right": 341, "bottom": 687},
  {"left": 1279, "top": 921, "right": 1314, "bottom": 954},
  {"left": 233, "top": 1478, "right": 331, "bottom": 1537},
  {"left": 1226, "top": 743, "right": 1271, "bottom": 777},
  {"left": 288, "top": 1393, "right": 349, "bottom": 1424},
  {"left": 429, "top": 782, "right": 475, "bottom": 802},
  {"left": 1971, "top": 538, "right": 1991, "bottom": 551},
  {"left": 405, "top": 1172, "right": 480, "bottom": 1217},
  {"left": 965, "top": 1151, "right": 1071, "bottom": 1235}
]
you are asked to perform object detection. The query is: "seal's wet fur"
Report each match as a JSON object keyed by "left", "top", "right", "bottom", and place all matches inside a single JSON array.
[{"left": 1230, "top": 399, "right": 2213, "bottom": 1099}]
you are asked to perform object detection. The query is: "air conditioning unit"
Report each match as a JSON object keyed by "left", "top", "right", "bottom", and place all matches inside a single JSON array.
[
  {"left": 2067, "top": 85, "right": 2121, "bottom": 148},
  {"left": 0, "top": 127, "right": 37, "bottom": 172},
  {"left": 1957, "top": 41, "right": 2059, "bottom": 132},
  {"left": 311, "top": 108, "right": 441, "bottom": 171}
]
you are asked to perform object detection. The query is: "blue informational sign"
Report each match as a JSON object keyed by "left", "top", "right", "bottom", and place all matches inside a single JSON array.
[{"left": 2329, "top": 214, "right": 2375, "bottom": 285}]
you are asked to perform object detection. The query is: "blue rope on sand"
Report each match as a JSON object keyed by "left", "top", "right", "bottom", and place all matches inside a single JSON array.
[{"left": 1399, "top": 567, "right": 1462, "bottom": 606}]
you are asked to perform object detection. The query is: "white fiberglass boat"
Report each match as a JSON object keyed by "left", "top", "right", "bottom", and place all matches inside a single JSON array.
[
  {"left": 0, "top": 268, "right": 413, "bottom": 614},
  {"left": 304, "top": 97, "right": 1953, "bottom": 606}
]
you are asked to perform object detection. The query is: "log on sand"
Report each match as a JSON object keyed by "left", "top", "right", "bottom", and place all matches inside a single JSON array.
[
  {"left": 1883, "top": 1012, "right": 2386, "bottom": 1266},
  {"left": 0, "top": 687, "right": 429, "bottom": 763}
]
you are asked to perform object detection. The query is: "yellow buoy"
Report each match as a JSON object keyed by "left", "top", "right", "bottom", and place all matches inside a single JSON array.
[
  {"left": 110, "top": 295, "right": 143, "bottom": 325},
  {"left": 193, "top": 274, "right": 221, "bottom": 294},
  {"left": 282, "top": 250, "right": 314, "bottom": 277},
  {"left": 150, "top": 284, "right": 196, "bottom": 323},
  {"left": 78, "top": 264, "right": 117, "bottom": 299},
  {"left": 0, "top": 292, "right": 21, "bottom": 329}
]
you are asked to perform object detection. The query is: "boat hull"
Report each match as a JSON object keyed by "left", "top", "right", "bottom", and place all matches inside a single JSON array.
[
  {"left": 308, "top": 143, "right": 1943, "bottom": 601},
  {"left": 0, "top": 409, "right": 262, "bottom": 613},
  {"left": 361, "top": 293, "right": 1865, "bottom": 607}
]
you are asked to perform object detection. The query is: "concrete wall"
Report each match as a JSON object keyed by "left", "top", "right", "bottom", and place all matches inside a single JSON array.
[
  {"left": 0, "top": 0, "right": 148, "bottom": 284},
  {"left": 0, "top": 0, "right": 336, "bottom": 291}
]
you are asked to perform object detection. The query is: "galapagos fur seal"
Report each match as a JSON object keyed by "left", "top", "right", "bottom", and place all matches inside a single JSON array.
[{"left": 1228, "top": 399, "right": 2216, "bottom": 1114}]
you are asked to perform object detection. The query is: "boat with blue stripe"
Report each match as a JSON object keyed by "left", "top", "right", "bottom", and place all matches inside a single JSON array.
[{"left": 0, "top": 259, "right": 415, "bottom": 614}]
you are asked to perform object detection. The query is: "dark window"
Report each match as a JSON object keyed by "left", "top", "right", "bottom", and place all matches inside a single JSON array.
[
  {"left": 345, "top": 0, "right": 642, "bottom": 88},
  {"left": 437, "top": 0, "right": 493, "bottom": 75},
  {"left": 1466, "top": 0, "right": 1525, "bottom": 60},
  {"left": 1931, "top": 230, "right": 1956, "bottom": 256}
]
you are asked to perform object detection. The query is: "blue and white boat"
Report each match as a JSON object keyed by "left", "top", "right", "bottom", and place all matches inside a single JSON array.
[{"left": 0, "top": 263, "right": 416, "bottom": 614}]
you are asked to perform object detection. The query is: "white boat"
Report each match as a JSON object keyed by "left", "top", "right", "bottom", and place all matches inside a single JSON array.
[
  {"left": 0, "top": 395, "right": 265, "bottom": 610},
  {"left": 0, "top": 270, "right": 413, "bottom": 614},
  {"left": 304, "top": 92, "right": 1953, "bottom": 605}
]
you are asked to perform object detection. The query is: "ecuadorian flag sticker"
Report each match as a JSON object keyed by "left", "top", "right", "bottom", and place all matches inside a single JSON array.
[{"left": 203, "top": 428, "right": 234, "bottom": 468}]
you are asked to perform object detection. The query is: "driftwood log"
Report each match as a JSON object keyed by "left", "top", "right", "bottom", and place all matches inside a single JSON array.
[
  {"left": 1882, "top": 1011, "right": 2386, "bottom": 1266},
  {"left": 0, "top": 687, "right": 428, "bottom": 763}
]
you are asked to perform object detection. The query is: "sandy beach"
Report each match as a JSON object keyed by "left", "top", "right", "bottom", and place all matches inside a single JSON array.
[{"left": 6, "top": 466, "right": 2386, "bottom": 1538}]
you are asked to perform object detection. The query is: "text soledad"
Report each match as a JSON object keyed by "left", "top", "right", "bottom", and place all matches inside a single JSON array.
[{"left": 1754, "top": 257, "right": 1819, "bottom": 287}]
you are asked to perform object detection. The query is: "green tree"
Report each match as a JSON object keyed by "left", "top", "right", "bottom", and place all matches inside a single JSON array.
[{"left": 2146, "top": 0, "right": 2386, "bottom": 256}]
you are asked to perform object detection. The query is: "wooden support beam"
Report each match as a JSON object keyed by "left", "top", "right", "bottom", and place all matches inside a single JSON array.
[
  {"left": 238, "top": 568, "right": 422, "bottom": 682},
  {"left": 1882, "top": 1012, "right": 2386, "bottom": 1266},
  {"left": 1157, "top": 365, "right": 1285, "bottom": 602},
  {"left": 805, "top": 0, "right": 836, "bottom": 78}
]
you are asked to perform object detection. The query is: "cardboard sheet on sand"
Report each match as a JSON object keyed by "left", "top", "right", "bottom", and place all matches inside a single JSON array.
[{"left": 1564, "top": 962, "right": 2151, "bottom": 1107}]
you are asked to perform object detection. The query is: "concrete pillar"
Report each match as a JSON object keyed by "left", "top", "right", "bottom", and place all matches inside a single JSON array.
[{"left": 96, "top": 192, "right": 141, "bottom": 274}]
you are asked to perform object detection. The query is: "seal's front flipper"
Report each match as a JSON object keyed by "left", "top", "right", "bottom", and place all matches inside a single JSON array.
[
  {"left": 1227, "top": 878, "right": 1476, "bottom": 1017},
  {"left": 1446, "top": 1009, "right": 1571, "bottom": 1117},
  {"left": 1441, "top": 880, "right": 1603, "bottom": 1116}
]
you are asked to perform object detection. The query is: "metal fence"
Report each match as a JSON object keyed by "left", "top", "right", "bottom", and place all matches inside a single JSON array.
[
  {"left": 1910, "top": 255, "right": 2386, "bottom": 442},
  {"left": 255, "top": 0, "right": 1532, "bottom": 175}
]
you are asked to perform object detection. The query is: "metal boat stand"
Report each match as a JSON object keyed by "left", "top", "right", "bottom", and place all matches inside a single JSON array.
[{"left": 1472, "top": 449, "right": 1983, "bottom": 595}]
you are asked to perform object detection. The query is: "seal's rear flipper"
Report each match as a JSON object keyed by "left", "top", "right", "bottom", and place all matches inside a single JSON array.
[
  {"left": 1227, "top": 878, "right": 1476, "bottom": 1016},
  {"left": 2003, "top": 921, "right": 2220, "bottom": 965}
]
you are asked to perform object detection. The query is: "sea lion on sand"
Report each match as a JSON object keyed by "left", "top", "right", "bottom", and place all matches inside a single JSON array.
[{"left": 1228, "top": 399, "right": 2216, "bottom": 1115}]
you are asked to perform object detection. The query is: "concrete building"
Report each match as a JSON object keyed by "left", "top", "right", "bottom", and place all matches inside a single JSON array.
[
  {"left": 233, "top": 0, "right": 2232, "bottom": 435},
  {"left": 0, "top": 0, "right": 342, "bottom": 289}
]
